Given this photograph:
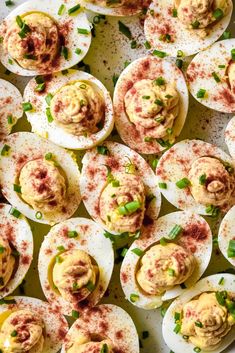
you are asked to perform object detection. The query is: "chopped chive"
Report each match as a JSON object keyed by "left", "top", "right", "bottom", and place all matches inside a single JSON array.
[
  {"left": 86, "top": 281, "right": 95, "bottom": 292},
  {"left": 174, "top": 312, "right": 181, "bottom": 322},
  {"left": 18, "top": 22, "right": 31, "bottom": 39},
  {"left": 57, "top": 245, "right": 65, "bottom": 252},
  {"left": 223, "top": 31, "right": 231, "bottom": 39},
  {"left": 100, "top": 343, "right": 109, "bottom": 353},
  {"left": 160, "top": 237, "right": 168, "bottom": 245},
  {"left": 7, "top": 115, "right": 13, "bottom": 124},
  {"left": 168, "top": 225, "right": 183, "bottom": 239},
  {"left": 155, "top": 99, "right": 163, "bottom": 106},
  {"left": 13, "top": 184, "right": 21, "bottom": 193},
  {"left": 121, "top": 248, "right": 128, "bottom": 257},
  {"left": 146, "top": 194, "right": 156, "bottom": 203},
  {"left": 167, "top": 128, "right": 173, "bottom": 135},
  {"left": 154, "top": 77, "right": 165, "bottom": 86},
  {"left": 58, "top": 4, "right": 65, "bottom": 15},
  {"left": 8, "top": 58, "right": 13, "bottom": 64},
  {"left": 55, "top": 255, "right": 63, "bottom": 263},
  {"left": 97, "top": 145, "right": 109, "bottom": 155},
  {"left": 160, "top": 305, "right": 168, "bottom": 317},
  {"left": 124, "top": 60, "right": 131, "bottom": 68},
  {"left": 131, "top": 248, "right": 144, "bottom": 256},
  {"left": 144, "top": 41, "right": 151, "bottom": 49},
  {"left": 22, "top": 102, "right": 33, "bottom": 111},
  {"left": 23, "top": 54, "right": 36, "bottom": 60},
  {"left": 68, "top": 4, "right": 80, "bottom": 15},
  {"left": 218, "top": 277, "right": 225, "bottom": 285},
  {"left": 75, "top": 48, "right": 82, "bottom": 55},
  {"left": 0, "top": 298, "right": 16, "bottom": 305},
  {"left": 195, "top": 321, "right": 203, "bottom": 328},
  {"left": 45, "top": 152, "right": 52, "bottom": 160},
  {"left": 61, "top": 46, "right": 69, "bottom": 60},
  {"left": 35, "top": 75, "right": 45, "bottom": 84},
  {"left": 72, "top": 310, "right": 79, "bottom": 319},
  {"left": 215, "top": 290, "right": 227, "bottom": 306},
  {"left": 0, "top": 247, "right": 5, "bottom": 254},
  {"left": 212, "top": 71, "right": 221, "bottom": 83},
  {"left": 177, "top": 50, "right": 184, "bottom": 57},
  {"left": 168, "top": 268, "right": 175, "bottom": 276},
  {"left": 152, "top": 159, "right": 159, "bottom": 169},
  {"left": 231, "top": 49, "right": 235, "bottom": 61},
  {"left": 156, "top": 138, "right": 171, "bottom": 148},
  {"left": 130, "top": 293, "right": 139, "bottom": 303},
  {"left": 16, "top": 15, "right": 23, "bottom": 28},
  {"left": 5, "top": 0, "right": 14, "bottom": 6},
  {"left": 191, "top": 20, "right": 200, "bottom": 29},
  {"left": 174, "top": 323, "right": 181, "bottom": 334},
  {"left": 68, "top": 230, "right": 78, "bottom": 238},
  {"left": 158, "top": 182, "right": 167, "bottom": 189},
  {"left": 9, "top": 207, "right": 21, "bottom": 218},
  {"left": 176, "top": 59, "right": 183, "bottom": 69},
  {"left": 153, "top": 50, "right": 167, "bottom": 58},
  {"left": 1, "top": 144, "right": 10, "bottom": 156},
  {"left": 11, "top": 330, "right": 17, "bottom": 337},
  {"left": 35, "top": 82, "right": 45, "bottom": 92},
  {"left": 35, "top": 211, "right": 42, "bottom": 220},
  {"left": 227, "top": 240, "right": 235, "bottom": 258},
  {"left": 131, "top": 40, "right": 137, "bottom": 49},
  {"left": 46, "top": 108, "right": 53, "bottom": 123},
  {"left": 79, "top": 83, "right": 87, "bottom": 89},
  {"left": 112, "top": 180, "right": 120, "bottom": 187},
  {"left": 77, "top": 28, "right": 90, "bottom": 35},
  {"left": 142, "top": 95, "right": 150, "bottom": 99},
  {"left": 118, "top": 21, "right": 132, "bottom": 39},
  {"left": 112, "top": 74, "right": 119, "bottom": 87},
  {"left": 155, "top": 116, "right": 165, "bottom": 123},
  {"left": 218, "top": 65, "right": 226, "bottom": 68},
  {"left": 172, "top": 8, "right": 178, "bottom": 17},
  {"left": 205, "top": 204, "right": 220, "bottom": 217},
  {"left": 144, "top": 136, "right": 154, "bottom": 142},
  {"left": 199, "top": 173, "right": 206, "bottom": 185},
  {"left": 213, "top": 8, "right": 224, "bottom": 20},
  {"left": 196, "top": 89, "right": 206, "bottom": 98},
  {"left": 118, "top": 201, "right": 141, "bottom": 215},
  {"left": 194, "top": 348, "right": 201, "bottom": 353},
  {"left": 176, "top": 177, "right": 191, "bottom": 189}
]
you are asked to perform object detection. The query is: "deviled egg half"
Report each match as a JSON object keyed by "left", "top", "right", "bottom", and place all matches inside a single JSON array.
[
  {"left": 0, "top": 132, "right": 81, "bottom": 224},
  {"left": 79, "top": 0, "right": 150, "bottom": 16},
  {"left": 187, "top": 39, "right": 235, "bottom": 113},
  {"left": 156, "top": 139, "right": 235, "bottom": 215},
  {"left": 0, "top": 79, "right": 23, "bottom": 139},
  {"left": 61, "top": 304, "right": 139, "bottom": 353},
  {"left": 0, "top": 203, "right": 33, "bottom": 298},
  {"left": 163, "top": 274, "right": 235, "bottom": 353},
  {"left": 0, "top": 0, "right": 91, "bottom": 76},
  {"left": 38, "top": 218, "right": 114, "bottom": 316},
  {"left": 218, "top": 206, "right": 235, "bottom": 267},
  {"left": 24, "top": 69, "right": 114, "bottom": 150},
  {"left": 0, "top": 296, "right": 68, "bottom": 353},
  {"left": 144, "top": 0, "right": 233, "bottom": 57},
  {"left": 120, "top": 211, "right": 212, "bottom": 310},
  {"left": 80, "top": 141, "right": 161, "bottom": 237},
  {"left": 113, "top": 56, "right": 188, "bottom": 154}
]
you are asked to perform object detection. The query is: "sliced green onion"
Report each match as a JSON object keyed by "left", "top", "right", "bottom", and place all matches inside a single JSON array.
[
  {"left": 1, "top": 144, "right": 10, "bottom": 156},
  {"left": 152, "top": 159, "right": 159, "bottom": 169},
  {"left": 46, "top": 107, "right": 53, "bottom": 123},
  {"left": 168, "top": 268, "right": 175, "bottom": 276},
  {"left": 172, "top": 8, "right": 178, "bottom": 17},
  {"left": 35, "top": 75, "right": 44, "bottom": 84},
  {"left": 174, "top": 312, "right": 181, "bottom": 322},
  {"left": 227, "top": 240, "right": 235, "bottom": 258},
  {"left": 13, "top": 184, "right": 21, "bottom": 193},
  {"left": 7, "top": 115, "right": 13, "bottom": 124},
  {"left": 35, "top": 82, "right": 45, "bottom": 92},
  {"left": 18, "top": 22, "right": 31, "bottom": 39},
  {"left": 11, "top": 330, "right": 17, "bottom": 337},
  {"left": 16, "top": 15, "right": 23, "bottom": 28},
  {"left": 154, "top": 77, "right": 165, "bottom": 86},
  {"left": 144, "top": 41, "right": 151, "bottom": 49},
  {"left": 231, "top": 49, "right": 235, "bottom": 61},
  {"left": 58, "top": 4, "right": 65, "bottom": 15},
  {"left": 72, "top": 310, "right": 79, "bottom": 319},
  {"left": 176, "top": 59, "right": 183, "bottom": 69},
  {"left": 9, "top": 207, "right": 21, "bottom": 218},
  {"left": 196, "top": 89, "right": 206, "bottom": 98},
  {"left": 100, "top": 343, "right": 109, "bottom": 353},
  {"left": 194, "top": 348, "right": 201, "bottom": 353},
  {"left": 205, "top": 205, "right": 220, "bottom": 217},
  {"left": 8, "top": 58, "right": 13, "bottom": 64},
  {"left": 121, "top": 248, "right": 128, "bottom": 257},
  {"left": 118, "top": 201, "right": 141, "bottom": 215},
  {"left": 144, "top": 136, "right": 154, "bottom": 142},
  {"left": 130, "top": 293, "right": 139, "bottom": 303},
  {"left": 191, "top": 20, "right": 200, "bottom": 29},
  {"left": 130, "top": 40, "right": 137, "bottom": 49},
  {"left": 22, "top": 102, "right": 33, "bottom": 111},
  {"left": 112, "top": 74, "right": 119, "bottom": 87},
  {"left": 213, "top": 8, "right": 224, "bottom": 20},
  {"left": 142, "top": 95, "right": 150, "bottom": 99},
  {"left": 156, "top": 138, "right": 171, "bottom": 148},
  {"left": 167, "top": 128, "right": 173, "bottom": 135},
  {"left": 35, "top": 211, "right": 42, "bottom": 220},
  {"left": 68, "top": 4, "right": 80, "bottom": 15},
  {"left": 61, "top": 46, "right": 69, "bottom": 60},
  {"left": 160, "top": 237, "right": 168, "bottom": 246},
  {"left": 223, "top": 31, "right": 231, "bottom": 39},
  {"left": 0, "top": 247, "right": 5, "bottom": 254},
  {"left": 97, "top": 145, "right": 109, "bottom": 155},
  {"left": 158, "top": 182, "right": 167, "bottom": 189},
  {"left": 177, "top": 50, "right": 184, "bottom": 57},
  {"left": 131, "top": 248, "right": 144, "bottom": 256},
  {"left": 199, "top": 173, "right": 206, "bottom": 185},
  {"left": 155, "top": 99, "right": 164, "bottom": 106},
  {"left": 124, "top": 60, "right": 131, "bottom": 68},
  {"left": 45, "top": 152, "right": 52, "bottom": 160},
  {"left": 218, "top": 277, "right": 225, "bottom": 285},
  {"left": 23, "top": 54, "right": 36, "bottom": 60},
  {"left": 118, "top": 21, "right": 132, "bottom": 39},
  {"left": 68, "top": 230, "right": 78, "bottom": 238},
  {"left": 77, "top": 28, "right": 90, "bottom": 35},
  {"left": 168, "top": 225, "right": 183, "bottom": 239},
  {"left": 195, "top": 321, "right": 203, "bottom": 328},
  {"left": 112, "top": 180, "right": 120, "bottom": 187},
  {"left": 153, "top": 50, "right": 167, "bottom": 58},
  {"left": 5, "top": 0, "right": 14, "bottom": 6},
  {"left": 215, "top": 290, "right": 227, "bottom": 306},
  {"left": 55, "top": 255, "right": 63, "bottom": 263},
  {"left": 176, "top": 177, "right": 191, "bottom": 189},
  {"left": 212, "top": 71, "right": 221, "bottom": 83},
  {"left": 174, "top": 323, "right": 181, "bottom": 334},
  {"left": 75, "top": 48, "right": 82, "bottom": 55},
  {"left": 57, "top": 245, "right": 65, "bottom": 252},
  {"left": 0, "top": 298, "right": 16, "bottom": 305},
  {"left": 85, "top": 281, "right": 95, "bottom": 292}
]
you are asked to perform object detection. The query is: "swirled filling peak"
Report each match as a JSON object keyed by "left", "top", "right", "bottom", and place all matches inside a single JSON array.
[
  {"left": 136, "top": 243, "right": 196, "bottom": 295},
  {"left": 4, "top": 12, "right": 59, "bottom": 70},
  {"left": 124, "top": 79, "right": 179, "bottom": 140},
  {"left": 19, "top": 158, "right": 66, "bottom": 214},
  {"left": 0, "top": 309, "right": 44, "bottom": 353},
  {"left": 50, "top": 81, "right": 105, "bottom": 136},
  {"left": 66, "top": 331, "right": 114, "bottom": 353},
  {"left": 188, "top": 157, "right": 235, "bottom": 207},
  {"left": 181, "top": 292, "right": 235, "bottom": 350},
  {"left": 99, "top": 173, "right": 146, "bottom": 233},
  {"left": 0, "top": 236, "right": 15, "bottom": 290},
  {"left": 52, "top": 249, "right": 98, "bottom": 304}
]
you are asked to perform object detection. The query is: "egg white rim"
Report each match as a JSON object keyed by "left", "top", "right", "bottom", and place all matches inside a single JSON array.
[
  {"left": 225, "top": 116, "right": 235, "bottom": 159},
  {"left": 218, "top": 205, "right": 235, "bottom": 267},
  {"left": 79, "top": 0, "right": 143, "bottom": 16}
]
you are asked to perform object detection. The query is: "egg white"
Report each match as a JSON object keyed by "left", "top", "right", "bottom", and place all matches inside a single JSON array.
[
  {"left": 113, "top": 56, "right": 188, "bottom": 154},
  {"left": 218, "top": 205, "right": 235, "bottom": 267},
  {"left": 120, "top": 211, "right": 212, "bottom": 310},
  {"left": 61, "top": 304, "right": 139, "bottom": 353},
  {"left": 0, "top": 132, "right": 81, "bottom": 224},
  {"left": 0, "top": 203, "right": 33, "bottom": 299},
  {"left": 79, "top": 0, "right": 146, "bottom": 16},
  {"left": 80, "top": 140, "right": 161, "bottom": 235},
  {"left": 0, "top": 79, "right": 23, "bottom": 138},
  {"left": 225, "top": 116, "right": 235, "bottom": 159},
  {"left": 23, "top": 69, "right": 114, "bottom": 150},
  {"left": 0, "top": 0, "right": 91, "bottom": 76},
  {"left": 38, "top": 217, "right": 114, "bottom": 316},
  {"left": 144, "top": 0, "right": 233, "bottom": 57},
  {"left": 187, "top": 39, "right": 235, "bottom": 113},
  {"left": 0, "top": 296, "right": 68, "bottom": 353},
  {"left": 162, "top": 274, "right": 235, "bottom": 353},
  {"left": 156, "top": 139, "right": 235, "bottom": 215}
]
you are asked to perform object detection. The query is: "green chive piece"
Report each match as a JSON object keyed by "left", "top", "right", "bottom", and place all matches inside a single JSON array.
[
  {"left": 155, "top": 99, "right": 163, "bottom": 106},
  {"left": 218, "top": 277, "right": 225, "bottom": 285},
  {"left": 11, "top": 330, "right": 17, "bottom": 337},
  {"left": 213, "top": 8, "right": 224, "bottom": 20},
  {"left": 154, "top": 77, "right": 165, "bottom": 86},
  {"left": 0, "top": 298, "right": 16, "bottom": 305},
  {"left": 35, "top": 211, "right": 42, "bottom": 220},
  {"left": 130, "top": 293, "right": 139, "bottom": 303},
  {"left": 75, "top": 48, "right": 82, "bottom": 55},
  {"left": 144, "top": 41, "right": 151, "bottom": 49},
  {"left": 194, "top": 347, "right": 201, "bottom": 353},
  {"left": 0, "top": 247, "right": 5, "bottom": 254},
  {"left": 176, "top": 177, "right": 191, "bottom": 189},
  {"left": 68, "top": 4, "right": 80, "bottom": 15},
  {"left": 174, "top": 323, "right": 181, "bottom": 334},
  {"left": 152, "top": 159, "right": 159, "bottom": 169},
  {"left": 153, "top": 50, "right": 167, "bottom": 58},
  {"left": 61, "top": 46, "right": 69, "bottom": 60},
  {"left": 205, "top": 204, "right": 220, "bottom": 217},
  {"left": 156, "top": 138, "right": 171, "bottom": 148},
  {"left": 231, "top": 49, "right": 235, "bottom": 61},
  {"left": 215, "top": 290, "right": 227, "bottom": 306},
  {"left": 160, "top": 237, "right": 168, "bottom": 246},
  {"left": 118, "top": 201, "right": 141, "bottom": 215},
  {"left": 160, "top": 305, "right": 168, "bottom": 317},
  {"left": 7, "top": 115, "right": 13, "bottom": 124},
  {"left": 168, "top": 225, "right": 183, "bottom": 239},
  {"left": 131, "top": 40, "right": 137, "bottom": 49},
  {"left": 167, "top": 128, "right": 173, "bottom": 135},
  {"left": 77, "top": 28, "right": 90, "bottom": 35},
  {"left": 58, "top": 4, "right": 65, "bottom": 15},
  {"left": 18, "top": 22, "right": 31, "bottom": 39},
  {"left": 158, "top": 182, "right": 167, "bottom": 189},
  {"left": 55, "top": 255, "right": 63, "bottom": 263},
  {"left": 142, "top": 95, "right": 150, "bottom": 99},
  {"left": 168, "top": 268, "right": 175, "bottom": 276},
  {"left": 9, "top": 207, "right": 21, "bottom": 218},
  {"left": 57, "top": 245, "right": 65, "bottom": 252},
  {"left": 112, "top": 74, "right": 119, "bottom": 87},
  {"left": 100, "top": 343, "right": 109, "bottom": 353},
  {"left": 8, "top": 58, "right": 13, "bottom": 65},
  {"left": 121, "top": 247, "right": 128, "bottom": 257},
  {"left": 46, "top": 108, "right": 53, "bottom": 123},
  {"left": 191, "top": 20, "right": 200, "bottom": 29},
  {"left": 1, "top": 144, "right": 10, "bottom": 156},
  {"left": 218, "top": 65, "right": 226, "bottom": 69},
  {"left": 97, "top": 145, "right": 109, "bottom": 155},
  {"left": 118, "top": 21, "right": 132, "bottom": 39},
  {"left": 196, "top": 89, "right": 206, "bottom": 98},
  {"left": 195, "top": 321, "right": 203, "bottom": 328},
  {"left": 35, "top": 82, "right": 45, "bottom": 92},
  {"left": 5, "top": 0, "right": 14, "bottom": 6},
  {"left": 212, "top": 71, "right": 221, "bottom": 83},
  {"left": 35, "top": 75, "right": 45, "bottom": 84},
  {"left": 131, "top": 248, "right": 144, "bottom": 256},
  {"left": 16, "top": 15, "right": 23, "bottom": 28},
  {"left": 172, "top": 8, "right": 178, "bottom": 17},
  {"left": 176, "top": 59, "right": 183, "bottom": 69},
  {"left": 72, "top": 310, "right": 79, "bottom": 319},
  {"left": 227, "top": 240, "right": 235, "bottom": 258},
  {"left": 68, "top": 230, "right": 78, "bottom": 238},
  {"left": 144, "top": 136, "right": 154, "bottom": 142},
  {"left": 86, "top": 281, "right": 95, "bottom": 292},
  {"left": 112, "top": 180, "right": 120, "bottom": 187},
  {"left": 22, "top": 102, "right": 33, "bottom": 111},
  {"left": 223, "top": 31, "right": 231, "bottom": 39},
  {"left": 45, "top": 152, "right": 52, "bottom": 160},
  {"left": 124, "top": 60, "right": 131, "bottom": 68},
  {"left": 23, "top": 54, "right": 36, "bottom": 60},
  {"left": 13, "top": 184, "right": 21, "bottom": 193},
  {"left": 199, "top": 173, "right": 206, "bottom": 185},
  {"left": 174, "top": 312, "right": 181, "bottom": 322},
  {"left": 177, "top": 50, "right": 184, "bottom": 57}
]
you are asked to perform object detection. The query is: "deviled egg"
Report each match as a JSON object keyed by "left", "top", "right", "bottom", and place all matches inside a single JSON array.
[
  {"left": 113, "top": 56, "right": 188, "bottom": 154},
  {"left": 225, "top": 116, "right": 235, "bottom": 159},
  {"left": 38, "top": 218, "right": 114, "bottom": 316},
  {"left": 218, "top": 205, "right": 235, "bottom": 267},
  {"left": 156, "top": 139, "right": 235, "bottom": 215},
  {"left": 144, "top": 0, "right": 233, "bottom": 57},
  {"left": 0, "top": 132, "right": 81, "bottom": 224},
  {"left": 61, "top": 304, "right": 139, "bottom": 353},
  {"left": 120, "top": 211, "right": 212, "bottom": 310},
  {"left": 187, "top": 39, "right": 235, "bottom": 113},
  {"left": 23, "top": 69, "right": 114, "bottom": 150},
  {"left": 0, "top": 203, "right": 33, "bottom": 298},
  {"left": 80, "top": 141, "right": 161, "bottom": 236},
  {"left": 0, "top": 79, "right": 23, "bottom": 139},
  {"left": 79, "top": 0, "right": 150, "bottom": 16},
  {"left": 0, "top": 296, "right": 68, "bottom": 353},
  {"left": 163, "top": 274, "right": 235, "bottom": 353},
  {"left": 0, "top": 0, "right": 91, "bottom": 76}
]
